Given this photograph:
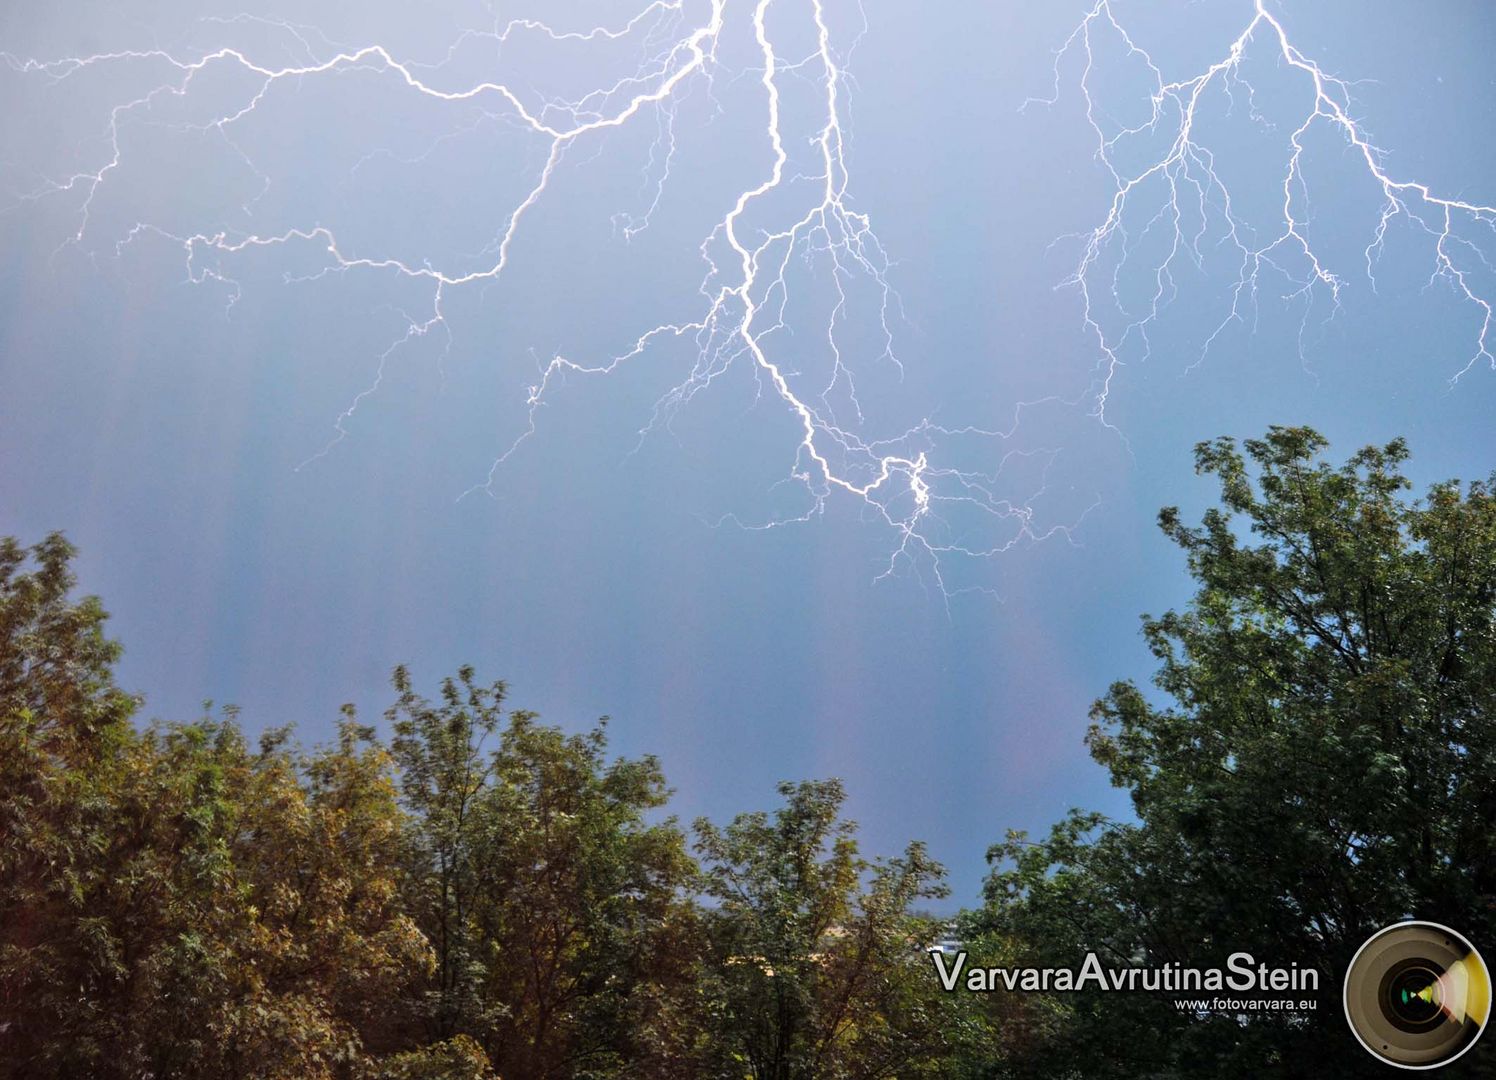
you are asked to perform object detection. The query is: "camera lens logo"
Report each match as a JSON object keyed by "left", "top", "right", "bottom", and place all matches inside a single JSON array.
[{"left": 1344, "top": 921, "right": 1491, "bottom": 1069}]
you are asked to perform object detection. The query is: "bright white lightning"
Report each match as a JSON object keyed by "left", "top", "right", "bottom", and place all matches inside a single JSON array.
[
  {"left": 2, "top": 0, "right": 1089, "bottom": 599},
  {"left": 1037, "top": 0, "right": 1496, "bottom": 416}
]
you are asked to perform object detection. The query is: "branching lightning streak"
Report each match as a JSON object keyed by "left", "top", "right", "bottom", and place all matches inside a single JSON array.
[
  {"left": 3, "top": 0, "right": 1091, "bottom": 599},
  {"left": 1038, "top": 0, "right": 1496, "bottom": 415}
]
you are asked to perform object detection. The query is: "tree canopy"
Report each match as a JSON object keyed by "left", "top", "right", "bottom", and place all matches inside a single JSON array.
[
  {"left": 970, "top": 427, "right": 1496, "bottom": 1078},
  {"left": 0, "top": 535, "right": 965, "bottom": 1078},
  {"left": 3, "top": 425, "right": 1492, "bottom": 1077}
]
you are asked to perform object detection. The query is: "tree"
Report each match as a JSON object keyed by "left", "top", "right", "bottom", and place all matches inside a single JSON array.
[
  {"left": 0, "top": 533, "right": 140, "bottom": 1073},
  {"left": 473, "top": 711, "right": 699, "bottom": 1079},
  {"left": 388, "top": 665, "right": 507, "bottom": 1050},
  {"left": 388, "top": 666, "right": 700, "bottom": 1079},
  {"left": 0, "top": 533, "right": 996, "bottom": 1078},
  {"left": 215, "top": 716, "right": 432, "bottom": 1075},
  {"left": 694, "top": 779, "right": 969, "bottom": 1079},
  {"left": 0, "top": 534, "right": 431, "bottom": 1078},
  {"left": 969, "top": 427, "right": 1496, "bottom": 1078}
]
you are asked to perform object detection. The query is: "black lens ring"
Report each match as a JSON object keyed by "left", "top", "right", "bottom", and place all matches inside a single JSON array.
[{"left": 1379, "top": 958, "right": 1448, "bottom": 1034}]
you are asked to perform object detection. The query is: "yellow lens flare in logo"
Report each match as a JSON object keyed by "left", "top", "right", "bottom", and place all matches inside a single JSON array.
[{"left": 1436, "top": 956, "right": 1493, "bottom": 1027}]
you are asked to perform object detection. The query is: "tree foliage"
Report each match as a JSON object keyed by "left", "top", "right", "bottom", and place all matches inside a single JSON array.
[
  {"left": 693, "top": 779, "right": 967, "bottom": 1079},
  {"left": 970, "top": 427, "right": 1496, "bottom": 1078},
  {"left": 0, "top": 534, "right": 968, "bottom": 1078},
  {"left": 8, "top": 424, "right": 1488, "bottom": 1078},
  {"left": 387, "top": 664, "right": 699, "bottom": 1078}
]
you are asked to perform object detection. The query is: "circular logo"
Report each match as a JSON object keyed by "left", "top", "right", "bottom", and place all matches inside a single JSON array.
[{"left": 1344, "top": 921, "right": 1491, "bottom": 1069}]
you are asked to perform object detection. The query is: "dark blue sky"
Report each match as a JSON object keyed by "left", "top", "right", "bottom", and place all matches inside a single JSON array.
[{"left": 2, "top": 0, "right": 1493, "bottom": 906}]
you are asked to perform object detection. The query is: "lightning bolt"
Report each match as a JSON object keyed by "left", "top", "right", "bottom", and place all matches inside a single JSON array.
[
  {"left": 2, "top": 0, "right": 1094, "bottom": 601},
  {"left": 1035, "top": 0, "right": 1496, "bottom": 417}
]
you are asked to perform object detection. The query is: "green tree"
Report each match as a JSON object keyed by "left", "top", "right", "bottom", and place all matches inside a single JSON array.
[
  {"left": 0, "top": 534, "right": 430, "bottom": 1078},
  {"left": 3, "top": 709, "right": 431, "bottom": 1080},
  {"left": 216, "top": 716, "right": 432, "bottom": 1075},
  {"left": 388, "top": 666, "right": 699, "bottom": 1079},
  {"left": 1, "top": 536, "right": 989, "bottom": 1079},
  {"left": 694, "top": 779, "right": 970, "bottom": 1079},
  {"left": 0, "top": 533, "right": 142, "bottom": 1073},
  {"left": 388, "top": 665, "right": 507, "bottom": 1050},
  {"left": 969, "top": 428, "right": 1496, "bottom": 1078}
]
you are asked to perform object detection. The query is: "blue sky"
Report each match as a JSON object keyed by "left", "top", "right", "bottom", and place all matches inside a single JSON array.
[{"left": 2, "top": 0, "right": 1493, "bottom": 905}]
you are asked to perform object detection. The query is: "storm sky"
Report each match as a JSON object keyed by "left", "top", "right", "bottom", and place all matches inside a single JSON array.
[{"left": 2, "top": 0, "right": 1494, "bottom": 905}]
